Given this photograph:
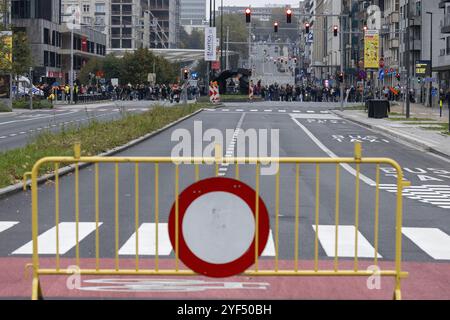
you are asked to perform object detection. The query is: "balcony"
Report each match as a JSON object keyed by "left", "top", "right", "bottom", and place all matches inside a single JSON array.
[
  {"left": 389, "top": 38, "right": 399, "bottom": 49},
  {"left": 439, "top": 0, "right": 450, "bottom": 9},
  {"left": 441, "top": 15, "right": 450, "bottom": 33}
]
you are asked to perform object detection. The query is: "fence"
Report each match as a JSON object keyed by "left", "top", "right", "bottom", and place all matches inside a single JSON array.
[{"left": 27, "top": 143, "right": 409, "bottom": 300}]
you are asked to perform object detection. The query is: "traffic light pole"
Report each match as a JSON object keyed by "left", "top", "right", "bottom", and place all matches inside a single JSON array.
[{"left": 340, "top": 16, "right": 344, "bottom": 111}]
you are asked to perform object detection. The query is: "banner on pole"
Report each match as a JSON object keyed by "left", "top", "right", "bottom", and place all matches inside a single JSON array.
[
  {"left": 364, "top": 30, "right": 379, "bottom": 69},
  {"left": 204, "top": 27, "right": 217, "bottom": 62}
]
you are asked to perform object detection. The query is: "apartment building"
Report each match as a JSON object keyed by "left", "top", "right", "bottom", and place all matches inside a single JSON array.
[
  {"left": 62, "top": 0, "right": 180, "bottom": 53},
  {"left": 11, "top": 0, "right": 106, "bottom": 83}
]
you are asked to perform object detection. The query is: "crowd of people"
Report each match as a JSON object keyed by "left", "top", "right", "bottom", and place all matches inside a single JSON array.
[
  {"left": 249, "top": 80, "right": 408, "bottom": 103},
  {"left": 34, "top": 82, "right": 200, "bottom": 104}
]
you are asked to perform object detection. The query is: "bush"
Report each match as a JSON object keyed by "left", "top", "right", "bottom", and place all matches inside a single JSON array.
[
  {"left": 0, "top": 100, "right": 12, "bottom": 112},
  {"left": 12, "top": 98, "right": 54, "bottom": 109}
]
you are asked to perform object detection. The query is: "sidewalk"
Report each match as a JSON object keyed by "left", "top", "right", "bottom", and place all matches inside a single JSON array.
[{"left": 335, "top": 103, "right": 450, "bottom": 159}]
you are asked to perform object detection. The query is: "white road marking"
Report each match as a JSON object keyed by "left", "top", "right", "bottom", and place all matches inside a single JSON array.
[
  {"left": 0, "top": 136, "right": 6, "bottom": 139},
  {"left": 381, "top": 185, "right": 450, "bottom": 209},
  {"left": 118, "top": 223, "right": 172, "bottom": 256},
  {"left": 262, "top": 230, "right": 276, "bottom": 256},
  {"left": 278, "top": 110, "right": 287, "bottom": 113},
  {"left": 13, "top": 222, "right": 101, "bottom": 255},
  {"left": 291, "top": 117, "right": 376, "bottom": 186},
  {"left": 291, "top": 114, "right": 341, "bottom": 120},
  {"left": 312, "top": 225, "right": 382, "bottom": 258},
  {"left": 0, "top": 110, "right": 78, "bottom": 126},
  {"left": 0, "top": 221, "right": 18, "bottom": 233},
  {"left": 403, "top": 228, "right": 450, "bottom": 260},
  {"left": 217, "top": 113, "right": 246, "bottom": 177},
  {"left": 264, "top": 110, "right": 272, "bottom": 112}
]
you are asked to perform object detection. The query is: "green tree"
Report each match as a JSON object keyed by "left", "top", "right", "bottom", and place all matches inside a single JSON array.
[
  {"left": 179, "top": 28, "right": 204, "bottom": 49},
  {"left": 11, "top": 31, "right": 33, "bottom": 76},
  {"left": 216, "top": 13, "right": 249, "bottom": 66},
  {"left": 78, "top": 57, "right": 103, "bottom": 85},
  {"left": 102, "top": 54, "right": 123, "bottom": 81}
]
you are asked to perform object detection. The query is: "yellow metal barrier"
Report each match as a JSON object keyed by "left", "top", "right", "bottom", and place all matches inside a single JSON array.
[{"left": 28, "top": 142, "right": 409, "bottom": 300}]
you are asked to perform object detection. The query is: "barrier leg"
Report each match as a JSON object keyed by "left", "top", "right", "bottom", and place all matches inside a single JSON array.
[
  {"left": 32, "top": 276, "right": 43, "bottom": 300},
  {"left": 393, "top": 278, "right": 401, "bottom": 301}
]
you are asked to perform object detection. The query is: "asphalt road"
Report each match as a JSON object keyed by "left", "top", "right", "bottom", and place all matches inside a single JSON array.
[
  {"left": 0, "top": 100, "right": 176, "bottom": 151},
  {"left": 1, "top": 101, "right": 450, "bottom": 299},
  {"left": 251, "top": 44, "right": 295, "bottom": 86}
]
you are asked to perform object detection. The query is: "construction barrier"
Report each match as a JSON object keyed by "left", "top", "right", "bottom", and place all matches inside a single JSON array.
[
  {"left": 27, "top": 142, "right": 408, "bottom": 300},
  {"left": 209, "top": 81, "right": 220, "bottom": 104}
]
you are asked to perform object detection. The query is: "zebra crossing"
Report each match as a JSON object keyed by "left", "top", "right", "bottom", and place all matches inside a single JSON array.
[
  {"left": 2, "top": 220, "right": 450, "bottom": 261},
  {"left": 379, "top": 184, "right": 450, "bottom": 209}
]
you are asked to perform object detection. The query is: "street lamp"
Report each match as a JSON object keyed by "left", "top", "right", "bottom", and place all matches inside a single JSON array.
[{"left": 426, "top": 11, "right": 433, "bottom": 109}]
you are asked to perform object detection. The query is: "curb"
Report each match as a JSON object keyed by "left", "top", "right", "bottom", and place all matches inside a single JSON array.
[
  {"left": 334, "top": 110, "right": 450, "bottom": 160},
  {"left": 0, "top": 107, "right": 207, "bottom": 200}
]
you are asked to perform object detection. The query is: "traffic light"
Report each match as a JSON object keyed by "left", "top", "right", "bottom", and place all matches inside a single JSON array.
[
  {"left": 418, "top": 77, "right": 422, "bottom": 84},
  {"left": 245, "top": 8, "right": 251, "bottom": 23},
  {"left": 333, "top": 25, "right": 338, "bottom": 37},
  {"left": 396, "top": 73, "right": 401, "bottom": 81},
  {"left": 305, "top": 22, "right": 310, "bottom": 34},
  {"left": 274, "top": 22, "right": 278, "bottom": 33},
  {"left": 286, "top": 9, "right": 292, "bottom": 24},
  {"left": 363, "top": 25, "right": 368, "bottom": 32},
  {"left": 338, "top": 72, "right": 344, "bottom": 83},
  {"left": 183, "top": 69, "right": 189, "bottom": 80}
]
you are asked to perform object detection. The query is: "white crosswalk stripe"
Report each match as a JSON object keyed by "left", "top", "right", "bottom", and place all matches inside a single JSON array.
[
  {"left": 0, "top": 221, "right": 18, "bottom": 233},
  {"left": 118, "top": 223, "right": 172, "bottom": 256},
  {"left": 12, "top": 222, "right": 100, "bottom": 255},
  {"left": 380, "top": 184, "right": 450, "bottom": 209},
  {"left": 262, "top": 230, "right": 275, "bottom": 256},
  {"left": 403, "top": 228, "right": 450, "bottom": 260},
  {"left": 312, "top": 225, "right": 382, "bottom": 258}
]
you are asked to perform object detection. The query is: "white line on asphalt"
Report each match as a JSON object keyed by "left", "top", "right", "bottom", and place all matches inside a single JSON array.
[
  {"left": 217, "top": 113, "right": 246, "bottom": 177},
  {"left": 0, "top": 136, "right": 6, "bottom": 139},
  {"left": 262, "top": 230, "right": 275, "bottom": 256},
  {"left": 312, "top": 225, "right": 382, "bottom": 258},
  {"left": 0, "top": 221, "right": 19, "bottom": 233},
  {"left": 291, "top": 114, "right": 341, "bottom": 120},
  {"left": 402, "top": 228, "right": 450, "bottom": 260},
  {"left": 13, "top": 222, "right": 101, "bottom": 255},
  {"left": 236, "top": 109, "right": 244, "bottom": 112},
  {"left": 291, "top": 117, "right": 376, "bottom": 186},
  {"left": 118, "top": 223, "right": 172, "bottom": 256},
  {"left": 264, "top": 110, "right": 272, "bottom": 112},
  {"left": 9, "top": 134, "right": 16, "bottom": 137},
  {"left": 0, "top": 110, "right": 79, "bottom": 127},
  {"left": 278, "top": 110, "right": 287, "bottom": 113},
  {"left": 250, "top": 109, "right": 258, "bottom": 112}
]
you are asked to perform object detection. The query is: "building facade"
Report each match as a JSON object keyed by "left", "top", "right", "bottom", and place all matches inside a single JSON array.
[
  {"left": 61, "top": 0, "right": 180, "bottom": 53},
  {"left": 180, "top": 0, "right": 206, "bottom": 26},
  {"left": 11, "top": 0, "right": 106, "bottom": 83}
]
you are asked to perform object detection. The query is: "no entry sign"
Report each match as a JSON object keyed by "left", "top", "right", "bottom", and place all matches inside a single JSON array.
[{"left": 168, "top": 177, "right": 270, "bottom": 278}]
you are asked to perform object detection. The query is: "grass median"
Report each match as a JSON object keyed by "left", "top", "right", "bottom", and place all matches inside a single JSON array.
[{"left": 0, "top": 103, "right": 211, "bottom": 189}]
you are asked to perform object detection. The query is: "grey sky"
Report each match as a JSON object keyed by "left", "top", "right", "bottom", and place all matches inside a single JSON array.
[{"left": 209, "top": 0, "right": 302, "bottom": 11}]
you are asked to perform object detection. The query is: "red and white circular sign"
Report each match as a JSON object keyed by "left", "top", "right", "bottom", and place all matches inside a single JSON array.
[{"left": 168, "top": 177, "right": 270, "bottom": 278}]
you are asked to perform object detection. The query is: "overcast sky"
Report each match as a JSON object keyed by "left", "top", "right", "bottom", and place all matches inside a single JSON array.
[{"left": 209, "top": 0, "right": 302, "bottom": 10}]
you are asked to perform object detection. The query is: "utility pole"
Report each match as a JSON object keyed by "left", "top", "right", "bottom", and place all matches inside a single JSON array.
[
  {"left": 405, "top": 1, "right": 411, "bottom": 119},
  {"left": 340, "top": 15, "right": 344, "bottom": 111},
  {"left": 70, "top": 19, "right": 74, "bottom": 105},
  {"left": 220, "top": 0, "right": 223, "bottom": 72},
  {"left": 426, "top": 11, "right": 433, "bottom": 109},
  {"left": 226, "top": 26, "right": 229, "bottom": 70},
  {"left": 29, "top": 67, "right": 33, "bottom": 110}
]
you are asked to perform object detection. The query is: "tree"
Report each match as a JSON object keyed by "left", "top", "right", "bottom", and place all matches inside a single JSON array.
[
  {"left": 215, "top": 13, "right": 249, "bottom": 66},
  {"left": 78, "top": 57, "right": 103, "bottom": 85},
  {"left": 11, "top": 31, "right": 32, "bottom": 77},
  {"left": 179, "top": 28, "right": 204, "bottom": 49}
]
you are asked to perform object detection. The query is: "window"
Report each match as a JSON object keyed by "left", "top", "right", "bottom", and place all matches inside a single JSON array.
[
  {"left": 83, "top": 5, "right": 90, "bottom": 13},
  {"left": 52, "top": 30, "right": 56, "bottom": 46},
  {"left": 122, "top": 39, "right": 132, "bottom": 48},
  {"left": 111, "top": 39, "right": 121, "bottom": 48},
  {"left": 122, "top": 16, "right": 132, "bottom": 25},
  {"left": 44, "top": 28, "right": 50, "bottom": 45},
  {"left": 50, "top": 51, "right": 55, "bottom": 67},
  {"left": 95, "top": 3, "right": 105, "bottom": 13},
  {"left": 111, "top": 27, "right": 121, "bottom": 37},
  {"left": 83, "top": 16, "right": 92, "bottom": 25},
  {"left": 122, "top": 28, "right": 132, "bottom": 38},
  {"left": 111, "top": 16, "right": 121, "bottom": 25},
  {"left": 122, "top": 5, "right": 132, "bottom": 14},
  {"left": 44, "top": 51, "right": 49, "bottom": 66}
]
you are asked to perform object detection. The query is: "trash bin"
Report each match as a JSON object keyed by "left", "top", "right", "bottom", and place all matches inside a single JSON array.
[{"left": 368, "top": 99, "right": 390, "bottom": 119}]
